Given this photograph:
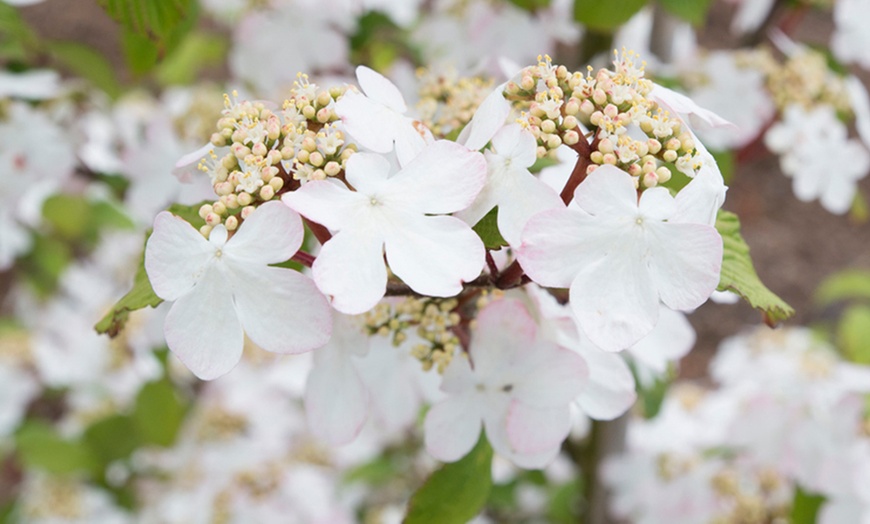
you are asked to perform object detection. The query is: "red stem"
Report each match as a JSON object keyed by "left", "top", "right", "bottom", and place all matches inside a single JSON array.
[
  {"left": 291, "top": 250, "right": 315, "bottom": 268},
  {"left": 304, "top": 218, "right": 332, "bottom": 245}
]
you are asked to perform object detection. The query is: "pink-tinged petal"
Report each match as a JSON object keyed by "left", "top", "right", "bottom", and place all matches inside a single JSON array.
[
  {"left": 572, "top": 344, "right": 636, "bottom": 420},
  {"left": 383, "top": 214, "right": 484, "bottom": 298},
  {"left": 231, "top": 265, "right": 332, "bottom": 354},
  {"left": 572, "top": 165, "right": 639, "bottom": 218},
  {"left": 344, "top": 151, "right": 392, "bottom": 194},
  {"left": 145, "top": 211, "right": 217, "bottom": 301},
  {"left": 223, "top": 201, "right": 304, "bottom": 265},
  {"left": 440, "top": 354, "right": 476, "bottom": 394},
  {"left": 304, "top": 324, "right": 368, "bottom": 445},
  {"left": 382, "top": 141, "right": 487, "bottom": 215},
  {"left": 506, "top": 402, "right": 572, "bottom": 454},
  {"left": 491, "top": 124, "right": 537, "bottom": 169},
  {"left": 645, "top": 222, "right": 722, "bottom": 311},
  {"left": 453, "top": 161, "right": 508, "bottom": 227},
  {"left": 484, "top": 410, "right": 561, "bottom": 469},
  {"left": 497, "top": 169, "right": 563, "bottom": 247},
  {"left": 471, "top": 299, "right": 537, "bottom": 375},
  {"left": 282, "top": 179, "right": 366, "bottom": 232},
  {"left": 650, "top": 84, "right": 735, "bottom": 130},
  {"left": 424, "top": 396, "right": 483, "bottom": 462},
  {"left": 356, "top": 65, "right": 407, "bottom": 113},
  {"left": 569, "top": 231, "right": 659, "bottom": 352},
  {"left": 518, "top": 208, "right": 607, "bottom": 289},
  {"left": 163, "top": 267, "right": 243, "bottom": 380},
  {"left": 334, "top": 90, "right": 400, "bottom": 154},
  {"left": 513, "top": 345, "right": 588, "bottom": 407},
  {"left": 461, "top": 85, "right": 511, "bottom": 151},
  {"left": 172, "top": 143, "right": 213, "bottom": 182},
  {"left": 312, "top": 229, "right": 387, "bottom": 314}
]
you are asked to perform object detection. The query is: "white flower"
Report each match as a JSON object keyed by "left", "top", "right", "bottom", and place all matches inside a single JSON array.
[
  {"left": 282, "top": 140, "right": 487, "bottom": 314},
  {"left": 517, "top": 165, "right": 723, "bottom": 352},
  {"left": 457, "top": 124, "right": 563, "bottom": 246},
  {"left": 832, "top": 0, "right": 870, "bottom": 70},
  {"left": 424, "top": 298, "right": 587, "bottom": 468},
  {"left": 728, "top": 0, "right": 776, "bottom": 35},
  {"left": 0, "top": 69, "right": 60, "bottom": 99},
  {"left": 335, "top": 65, "right": 431, "bottom": 167},
  {"left": 145, "top": 201, "right": 333, "bottom": 379}
]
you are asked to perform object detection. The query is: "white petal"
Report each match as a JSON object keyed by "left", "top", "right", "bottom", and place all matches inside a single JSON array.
[
  {"left": 461, "top": 84, "right": 511, "bottom": 151},
  {"left": 572, "top": 165, "right": 639, "bottom": 218},
  {"left": 282, "top": 179, "right": 366, "bottom": 231},
  {"left": 334, "top": 90, "right": 400, "bottom": 154},
  {"left": 569, "top": 230, "right": 660, "bottom": 351},
  {"left": 394, "top": 124, "right": 429, "bottom": 167},
  {"left": 506, "top": 402, "right": 572, "bottom": 454},
  {"left": 145, "top": 211, "right": 217, "bottom": 301},
  {"left": 497, "top": 169, "right": 564, "bottom": 247},
  {"left": 172, "top": 143, "right": 212, "bottom": 182},
  {"left": 383, "top": 214, "right": 484, "bottom": 297},
  {"left": 224, "top": 201, "right": 304, "bottom": 265},
  {"left": 231, "top": 265, "right": 332, "bottom": 354},
  {"left": 356, "top": 65, "right": 407, "bottom": 113},
  {"left": 356, "top": 337, "right": 419, "bottom": 432},
  {"left": 491, "top": 124, "right": 537, "bottom": 168},
  {"left": 344, "top": 151, "right": 392, "bottom": 194},
  {"left": 628, "top": 306, "right": 696, "bottom": 375},
  {"left": 673, "top": 167, "right": 727, "bottom": 226},
  {"left": 484, "top": 410, "right": 561, "bottom": 469},
  {"left": 645, "top": 222, "right": 723, "bottom": 311},
  {"left": 424, "top": 396, "right": 483, "bottom": 462},
  {"left": 513, "top": 345, "right": 588, "bottom": 407},
  {"left": 382, "top": 140, "right": 487, "bottom": 215},
  {"left": 573, "top": 344, "right": 636, "bottom": 420},
  {"left": 305, "top": 333, "right": 368, "bottom": 445},
  {"left": 471, "top": 298, "right": 537, "bottom": 375},
  {"left": 650, "top": 84, "right": 735, "bottom": 130},
  {"left": 312, "top": 229, "right": 387, "bottom": 314},
  {"left": 163, "top": 267, "right": 244, "bottom": 380}
]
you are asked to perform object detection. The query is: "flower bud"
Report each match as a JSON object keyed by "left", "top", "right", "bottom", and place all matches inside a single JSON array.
[
  {"left": 541, "top": 119, "right": 556, "bottom": 134},
  {"left": 324, "top": 161, "right": 341, "bottom": 177},
  {"left": 259, "top": 184, "right": 275, "bottom": 200},
  {"left": 647, "top": 139, "right": 662, "bottom": 155},
  {"left": 269, "top": 177, "right": 284, "bottom": 192},
  {"left": 562, "top": 115, "right": 579, "bottom": 130},
  {"left": 252, "top": 142, "right": 267, "bottom": 157},
  {"left": 602, "top": 153, "right": 617, "bottom": 165},
  {"left": 603, "top": 104, "right": 618, "bottom": 119},
  {"left": 238, "top": 192, "right": 253, "bottom": 207},
  {"left": 309, "top": 151, "right": 324, "bottom": 167},
  {"left": 296, "top": 150, "right": 310, "bottom": 163},
  {"left": 222, "top": 193, "right": 239, "bottom": 209},
  {"left": 656, "top": 166, "right": 672, "bottom": 184},
  {"left": 564, "top": 99, "right": 580, "bottom": 116},
  {"left": 199, "top": 224, "right": 212, "bottom": 237},
  {"left": 316, "top": 91, "right": 332, "bottom": 107},
  {"left": 642, "top": 172, "right": 658, "bottom": 188},
  {"left": 598, "top": 138, "right": 614, "bottom": 154},
  {"left": 212, "top": 201, "right": 227, "bottom": 215},
  {"left": 563, "top": 130, "right": 580, "bottom": 146},
  {"left": 663, "top": 149, "right": 678, "bottom": 163},
  {"left": 590, "top": 151, "right": 604, "bottom": 164},
  {"left": 593, "top": 89, "right": 607, "bottom": 106},
  {"left": 241, "top": 206, "right": 256, "bottom": 220},
  {"left": 198, "top": 204, "right": 213, "bottom": 219},
  {"left": 205, "top": 212, "right": 221, "bottom": 226},
  {"left": 225, "top": 215, "right": 239, "bottom": 231},
  {"left": 302, "top": 105, "right": 316, "bottom": 119}
]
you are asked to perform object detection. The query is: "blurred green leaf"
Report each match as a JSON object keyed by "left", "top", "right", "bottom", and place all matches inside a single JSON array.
[
  {"left": 548, "top": 480, "right": 582, "bottom": 523},
  {"left": 42, "top": 195, "right": 91, "bottom": 240},
  {"left": 574, "top": 0, "right": 647, "bottom": 30},
  {"left": 99, "top": 0, "right": 194, "bottom": 45},
  {"left": 122, "top": 28, "right": 160, "bottom": 76},
  {"left": 133, "top": 380, "right": 186, "bottom": 447},
  {"left": 839, "top": 306, "right": 870, "bottom": 365},
  {"left": 657, "top": 0, "right": 713, "bottom": 25},
  {"left": 156, "top": 32, "right": 228, "bottom": 86},
  {"left": 95, "top": 248, "right": 163, "bottom": 337},
  {"left": 529, "top": 156, "right": 560, "bottom": 174},
  {"left": 790, "top": 486, "right": 825, "bottom": 524},
  {"left": 850, "top": 191, "right": 869, "bottom": 223},
  {"left": 344, "top": 456, "right": 397, "bottom": 486},
  {"left": 508, "top": 0, "right": 552, "bottom": 11},
  {"left": 166, "top": 201, "right": 208, "bottom": 229},
  {"left": 815, "top": 270, "right": 870, "bottom": 307},
  {"left": 83, "top": 415, "right": 142, "bottom": 464},
  {"left": 0, "top": 3, "right": 36, "bottom": 61},
  {"left": 473, "top": 207, "right": 508, "bottom": 250},
  {"left": 15, "top": 421, "right": 98, "bottom": 474},
  {"left": 46, "top": 41, "right": 122, "bottom": 99},
  {"left": 405, "top": 434, "right": 493, "bottom": 524},
  {"left": 21, "top": 235, "right": 72, "bottom": 297},
  {"left": 716, "top": 211, "right": 795, "bottom": 324}
]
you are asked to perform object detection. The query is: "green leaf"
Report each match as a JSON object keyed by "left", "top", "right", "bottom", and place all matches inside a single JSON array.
[
  {"left": 850, "top": 191, "right": 869, "bottom": 223},
  {"left": 20, "top": 235, "right": 72, "bottom": 297},
  {"left": 166, "top": 201, "right": 209, "bottom": 229},
  {"left": 657, "top": 0, "right": 713, "bottom": 25},
  {"left": 122, "top": 28, "right": 160, "bottom": 76},
  {"left": 815, "top": 270, "right": 870, "bottom": 307},
  {"left": 46, "top": 41, "right": 122, "bottom": 99},
  {"left": 574, "top": 0, "right": 647, "bottom": 30},
  {"left": 716, "top": 211, "right": 795, "bottom": 324},
  {"left": 472, "top": 207, "right": 508, "bottom": 250},
  {"left": 83, "top": 415, "right": 142, "bottom": 464},
  {"left": 133, "top": 380, "right": 186, "bottom": 447},
  {"left": 343, "top": 456, "right": 397, "bottom": 486},
  {"left": 790, "top": 486, "right": 825, "bottom": 524},
  {"left": 838, "top": 306, "right": 870, "bottom": 365},
  {"left": 405, "top": 434, "right": 493, "bottom": 524},
  {"left": 15, "top": 422, "right": 98, "bottom": 474},
  {"left": 42, "top": 195, "right": 92, "bottom": 240},
  {"left": 156, "top": 32, "right": 228, "bottom": 86},
  {"left": 0, "top": 3, "right": 37, "bottom": 61},
  {"left": 529, "top": 156, "right": 560, "bottom": 174},
  {"left": 95, "top": 246, "right": 163, "bottom": 337},
  {"left": 507, "top": 0, "right": 552, "bottom": 11},
  {"left": 99, "top": 0, "right": 194, "bottom": 45}
]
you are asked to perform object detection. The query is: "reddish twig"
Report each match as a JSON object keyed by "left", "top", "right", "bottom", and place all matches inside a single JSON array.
[
  {"left": 291, "top": 250, "right": 315, "bottom": 268},
  {"left": 304, "top": 218, "right": 332, "bottom": 245}
]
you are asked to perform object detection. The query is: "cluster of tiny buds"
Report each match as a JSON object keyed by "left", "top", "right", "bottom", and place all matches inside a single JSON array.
[
  {"left": 362, "top": 297, "right": 461, "bottom": 373},
  {"left": 504, "top": 51, "right": 699, "bottom": 189},
  {"left": 762, "top": 48, "right": 852, "bottom": 115},
  {"left": 193, "top": 75, "right": 360, "bottom": 237},
  {"left": 708, "top": 467, "right": 789, "bottom": 524},
  {"left": 416, "top": 68, "right": 495, "bottom": 139}
]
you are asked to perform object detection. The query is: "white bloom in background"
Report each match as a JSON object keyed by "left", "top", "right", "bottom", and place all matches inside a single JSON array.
[
  {"left": 728, "top": 0, "right": 776, "bottom": 35},
  {"left": 832, "top": 0, "right": 870, "bottom": 70},
  {"left": 626, "top": 307, "right": 696, "bottom": 387},
  {"left": 518, "top": 166, "right": 723, "bottom": 352},
  {"left": 687, "top": 51, "right": 775, "bottom": 151},
  {"left": 0, "top": 69, "right": 60, "bottom": 99},
  {"left": 765, "top": 104, "right": 870, "bottom": 214},
  {"left": 145, "top": 201, "right": 332, "bottom": 379},
  {"left": 283, "top": 140, "right": 487, "bottom": 314},
  {"left": 230, "top": 4, "right": 348, "bottom": 97},
  {"left": 335, "top": 65, "right": 431, "bottom": 167},
  {"left": 0, "top": 363, "right": 38, "bottom": 438},
  {"left": 424, "top": 298, "right": 587, "bottom": 468},
  {"left": 457, "top": 124, "right": 563, "bottom": 246}
]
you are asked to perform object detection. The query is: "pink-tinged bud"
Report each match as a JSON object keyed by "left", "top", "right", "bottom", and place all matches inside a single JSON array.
[
  {"left": 547, "top": 134, "right": 562, "bottom": 149},
  {"left": 225, "top": 215, "right": 239, "bottom": 231},
  {"left": 563, "top": 130, "right": 580, "bottom": 146},
  {"left": 666, "top": 138, "right": 681, "bottom": 151},
  {"left": 562, "top": 115, "right": 579, "bottom": 130},
  {"left": 628, "top": 163, "right": 642, "bottom": 177},
  {"left": 598, "top": 138, "right": 614, "bottom": 154},
  {"left": 520, "top": 75, "right": 535, "bottom": 91},
  {"left": 642, "top": 172, "right": 658, "bottom": 188},
  {"left": 590, "top": 111, "right": 603, "bottom": 126},
  {"left": 252, "top": 142, "right": 267, "bottom": 157},
  {"left": 536, "top": 146, "right": 548, "bottom": 158},
  {"left": 212, "top": 202, "right": 227, "bottom": 216},
  {"left": 590, "top": 151, "right": 604, "bottom": 164},
  {"left": 603, "top": 104, "right": 618, "bottom": 119},
  {"left": 241, "top": 206, "right": 256, "bottom": 220},
  {"left": 647, "top": 139, "right": 662, "bottom": 155},
  {"left": 198, "top": 204, "right": 213, "bottom": 219},
  {"left": 237, "top": 192, "right": 253, "bottom": 207},
  {"left": 205, "top": 212, "right": 221, "bottom": 226},
  {"left": 505, "top": 81, "right": 520, "bottom": 94},
  {"left": 259, "top": 185, "right": 275, "bottom": 200},
  {"left": 580, "top": 99, "right": 595, "bottom": 116},
  {"left": 281, "top": 146, "right": 295, "bottom": 160},
  {"left": 301, "top": 136, "right": 317, "bottom": 152},
  {"left": 586, "top": 164, "right": 598, "bottom": 174},
  {"left": 309, "top": 151, "right": 324, "bottom": 167},
  {"left": 602, "top": 153, "right": 617, "bottom": 165},
  {"left": 593, "top": 89, "right": 607, "bottom": 106},
  {"left": 324, "top": 161, "right": 341, "bottom": 177},
  {"left": 663, "top": 150, "right": 678, "bottom": 163},
  {"left": 199, "top": 224, "right": 212, "bottom": 237},
  {"left": 222, "top": 193, "right": 239, "bottom": 209},
  {"left": 564, "top": 99, "right": 580, "bottom": 116},
  {"left": 302, "top": 105, "right": 316, "bottom": 119},
  {"left": 215, "top": 182, "right": 233, "bottom": 196},
  {"left": 269, "top": 177, "right": 284, "bottom": 192},
  {"left": 316, "top": 108, "right": 331, "bottom": 123}
]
